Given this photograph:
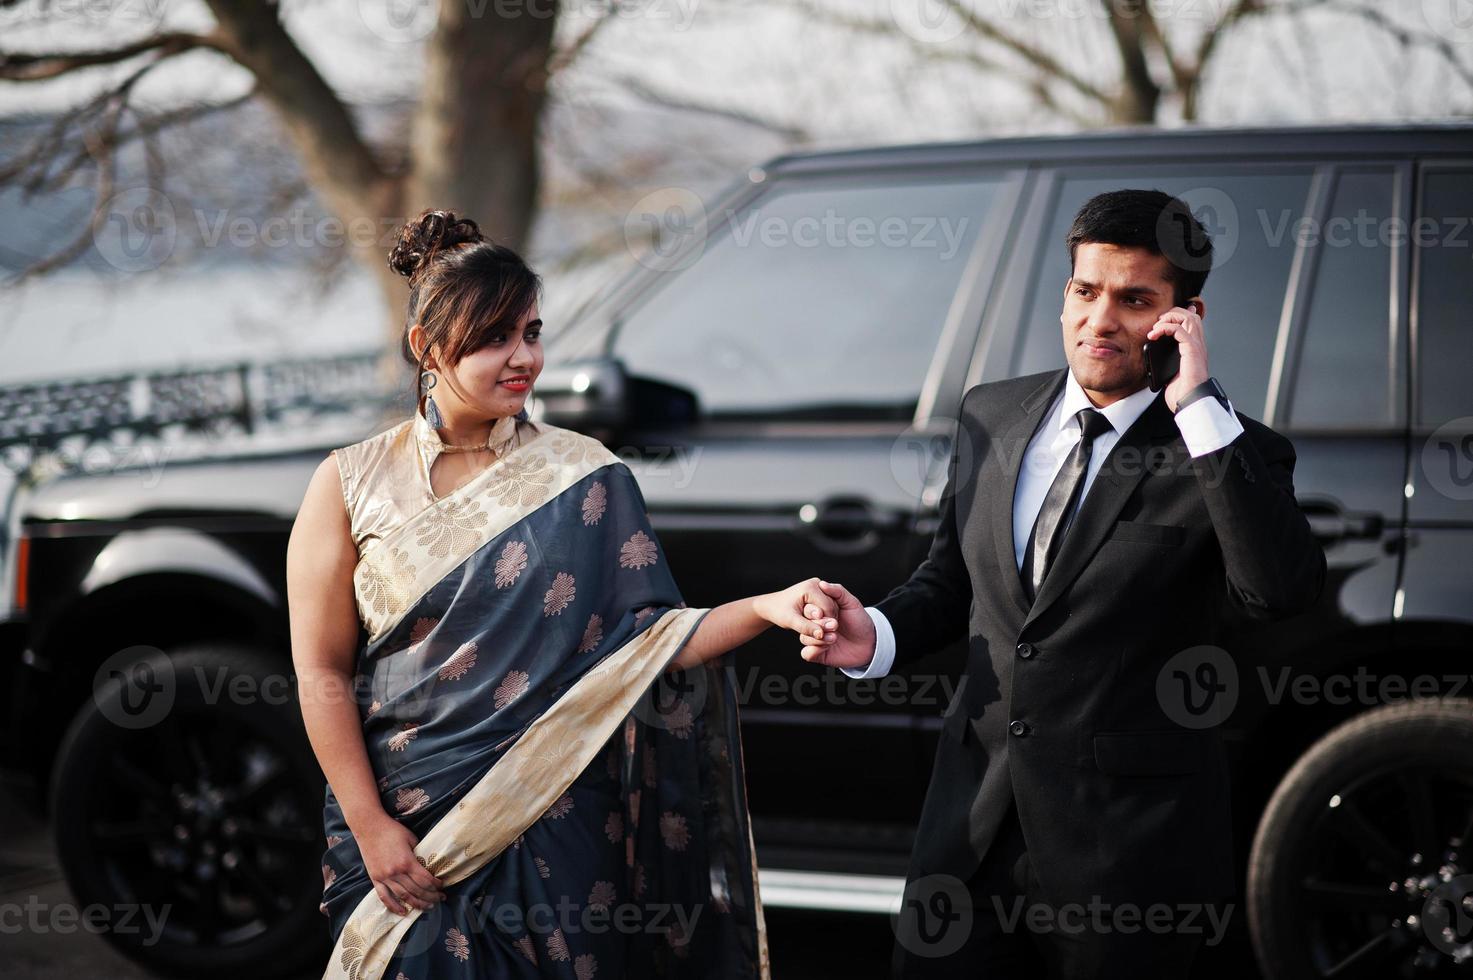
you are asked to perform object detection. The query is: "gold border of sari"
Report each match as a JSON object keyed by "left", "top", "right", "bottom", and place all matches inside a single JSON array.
[
  {"left": 351, "top": 427, "right": 620, "bottom": 645},
  {"left": 325, "top": 604, "right": 770, "bottom": 980}
]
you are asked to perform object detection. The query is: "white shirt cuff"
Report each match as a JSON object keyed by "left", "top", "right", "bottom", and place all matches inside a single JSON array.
[
  {"left": 1175, "top": 396, "right": 1244, "bottom": 458},
  {"left": 840, "top": 606, "right": 897, "bottom": 679}
]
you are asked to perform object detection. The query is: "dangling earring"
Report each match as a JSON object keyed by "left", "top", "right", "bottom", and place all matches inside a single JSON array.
[{"left": 421, "top": 369, "right": 444, "bottom": 428}]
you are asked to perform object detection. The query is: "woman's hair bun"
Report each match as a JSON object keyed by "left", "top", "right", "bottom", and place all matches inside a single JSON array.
[{"left": 387, "top": 208, "right": 486, "bottom": 282}]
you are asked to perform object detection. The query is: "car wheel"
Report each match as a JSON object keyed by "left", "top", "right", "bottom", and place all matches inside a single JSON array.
[
  {"left": 49, "top": 644, "right": 329, "bottom": 978},
  {"left": 1248, "top": 697, "right": 1473, "bottom": 978}
]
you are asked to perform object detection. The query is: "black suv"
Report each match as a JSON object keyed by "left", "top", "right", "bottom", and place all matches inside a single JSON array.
[{"left": 4, "top": 122, "right": 1472, "bottom": 979}]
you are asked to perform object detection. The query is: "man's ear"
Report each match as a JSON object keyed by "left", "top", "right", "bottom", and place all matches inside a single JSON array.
[{"left": 1188, "top": 297, "right": 1205, "bottom": 318}]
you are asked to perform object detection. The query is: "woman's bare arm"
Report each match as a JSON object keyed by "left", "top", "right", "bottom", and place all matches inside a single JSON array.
[
  {"left": 286, "top": 456, "right": 385, "bottom": 830},
  {"left": 668, "top": 577, "right": 838, "bottom": 670},
  {"left": 286, "top": 455, "right": 444, "bottom": 913}
]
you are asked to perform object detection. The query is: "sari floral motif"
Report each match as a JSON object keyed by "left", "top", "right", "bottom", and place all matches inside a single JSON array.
[
  {"left": 357, "top": 546, "right": 418, "bottom": 618},
  {"left": 484, "top": 453, "right": 555, "bottom": 509},
  {"left": 543, "top": 572, "right": 576, "bottom": 616},
  {"left": 321, "top": 422, "right": 768, "bottom": 980},
  {"left": 494, "top": 540, "right": 529, "bottom": 588},
  {"left": 618, "top": 531, "right": 658, "bottom": 570},
  {"left": 581, "top": 482, "right": 607, "bottom": 525},
  {"left": 577, "top": 614, "right": 604, "bottom": 654},
  {"left": 415, "top": 496, "right": 489, "bottom": 558}
]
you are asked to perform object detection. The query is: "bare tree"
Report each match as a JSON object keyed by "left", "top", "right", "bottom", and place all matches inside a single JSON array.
[
  {"left": 0, "top": 0, "right": 608, "bottom": 345},
  {"left": 790, "top": 0, "right": 1473, "bottom": 125}
]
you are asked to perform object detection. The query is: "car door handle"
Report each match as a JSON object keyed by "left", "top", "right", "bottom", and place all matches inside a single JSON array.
[
  {"left": 799, "top": 497, "right": 895, "bottom": 556},
  {"left": 1298, "top": 498, "right": 1385, "bottom": 543}
]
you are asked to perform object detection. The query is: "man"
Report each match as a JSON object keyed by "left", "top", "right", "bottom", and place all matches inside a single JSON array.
[{"left": 798, "top": 190, "right": 1326, "bottom": 978}]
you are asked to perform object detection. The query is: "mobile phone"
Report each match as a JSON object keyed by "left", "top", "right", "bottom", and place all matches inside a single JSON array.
[
  {"left": 1143, "top": 301, "right": 1200, "bottom": 392},
  {"left": 1143, "top": 335, "right": 1179, "bottom": 393}
]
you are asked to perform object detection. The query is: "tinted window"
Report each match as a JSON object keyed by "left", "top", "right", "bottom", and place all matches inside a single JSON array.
[
  {"left": 1416, "top": 169, "right": 1473, "bottom": 430},
  {"left": 611, "top": 178, "right": 1002, "bottom": 418},
  {"left": 1288, "top": 170, "right": 1397, "bottom": 429},
  {"left": 1014, "top": 170, "right": 1314, "bottom": 419}
]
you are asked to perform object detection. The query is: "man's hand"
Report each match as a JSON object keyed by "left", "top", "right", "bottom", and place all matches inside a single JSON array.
[
  {"left": 798, "top": 580, "right": 877, "bottom": 670},
  {"left": 753, "top": 577, "right": 839, "bottom": 642},
  {"left": 1147, "top": 304, "right": 1209, "bottom": 412}
]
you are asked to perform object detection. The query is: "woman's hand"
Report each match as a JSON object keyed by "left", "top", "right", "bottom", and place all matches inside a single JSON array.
[
  {"left": 798, "top": 580, "right": 879, "bottom": 670},
  {"left": 753, "top": 577, "right": 839, "bottom": 641},
  {"left": 352, "top": 809, "right": 447, "bottom": 915}
]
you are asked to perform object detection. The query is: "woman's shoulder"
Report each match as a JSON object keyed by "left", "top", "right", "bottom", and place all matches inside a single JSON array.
[
  {"left": 533, "top": 422, "right": 624, "bottom": 470},
  {"left": 327, "top": 418, "right": 415, "bottom": 502},
  {"left": 334, "top": 417, "right": 414, "bottom": 458}
]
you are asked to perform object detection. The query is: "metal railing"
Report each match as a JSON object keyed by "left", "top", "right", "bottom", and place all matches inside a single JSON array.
[{"left": 0, "top": 351, "right": 398, "bottom": 477}]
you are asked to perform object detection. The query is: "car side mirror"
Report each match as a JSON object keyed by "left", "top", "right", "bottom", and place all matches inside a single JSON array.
[{"left": 530, "top": 358, "right": 700, "bottom": 432}]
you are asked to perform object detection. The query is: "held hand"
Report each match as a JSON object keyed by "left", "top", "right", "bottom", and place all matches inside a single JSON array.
[
  {"left": 798, "top": 580, "right": 877, "bottom": 670},
  {"left": 753, "top": 576, "right": 839, "bottom": 642},
  {"left": 354, "top": 809, "right": 446, "bottom": 915},
  {"left": 1146, "top": 305, "right": 1209, "bottom": 412}
]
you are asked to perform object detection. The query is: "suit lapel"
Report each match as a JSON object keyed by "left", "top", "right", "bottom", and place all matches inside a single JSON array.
[
  {"left": 990, "top": 369, "right": 1069, "bottom": 621},
  {"left": 1018, "top": 381, "right": 1179, "bottom": 633}
]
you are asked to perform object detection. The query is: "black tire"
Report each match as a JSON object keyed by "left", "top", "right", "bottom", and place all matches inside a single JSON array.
[
  {"left": 1248, "top": 697, "right": 1473, "bottom": 979},
  {"left": 49, "top": 644, "right": 330, "bottom": 978}
]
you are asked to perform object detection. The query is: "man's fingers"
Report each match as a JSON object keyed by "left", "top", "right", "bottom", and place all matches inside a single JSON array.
[
  {"left": 800, "top": 644, "right": 831, "bottom": 664},
  {"left": 817, "top": 580, "right": 857, "bottom": 608}
]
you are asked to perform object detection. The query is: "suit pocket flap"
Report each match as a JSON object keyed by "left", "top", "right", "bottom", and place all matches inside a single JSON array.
[
  {"left": 1093, "top": 730, "right": 1205, "bottom": 775},
  {"left": 1110, "top": 520, "right": 1185, "bottom": 546}
]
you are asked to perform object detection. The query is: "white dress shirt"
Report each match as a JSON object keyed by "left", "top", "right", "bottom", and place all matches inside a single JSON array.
[{"left": 844, "top": 371, "right": 1244, "bottom": 679}]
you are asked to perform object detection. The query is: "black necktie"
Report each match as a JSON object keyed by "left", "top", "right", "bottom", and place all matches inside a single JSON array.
[{"left": 1021, "top": 407, "right": 1114, "bottom": 603}]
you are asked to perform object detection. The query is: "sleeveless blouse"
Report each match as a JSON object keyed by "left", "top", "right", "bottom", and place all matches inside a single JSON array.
[{"left": 331, "top": 409, "right": 537, "bottom": 562}]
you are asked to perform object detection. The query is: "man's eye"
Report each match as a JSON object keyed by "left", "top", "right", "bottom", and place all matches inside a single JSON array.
[{"left": 526, "top": 332, "right": 541, "bottom": 342}]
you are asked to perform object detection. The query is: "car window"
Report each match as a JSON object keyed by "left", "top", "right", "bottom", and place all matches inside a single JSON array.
[
  {"left": 610, "top": 177, "right": 1003, "bottom": 419},
  {"left": 1415, "top": 167, "right": 1473, "bottom": 430},
  {"left": 1013, "top": 169, "right": 1315, "bottom": 420},
  {"left": 1287, "top": 170, "right": 1399, "bottom": 429}
]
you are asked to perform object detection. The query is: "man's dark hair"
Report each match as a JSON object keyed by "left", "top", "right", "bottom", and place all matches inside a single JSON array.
[{"left": 1066, "top": 189, "right": 1212, "bottom": 307}]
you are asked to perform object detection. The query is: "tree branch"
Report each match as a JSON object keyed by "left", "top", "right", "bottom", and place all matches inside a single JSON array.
[
  {"left": 201, "top": 1, "right": 396, "bottom": 218},
  {"left": 0, "top": 30, "right": 228, "bottom": 81}
]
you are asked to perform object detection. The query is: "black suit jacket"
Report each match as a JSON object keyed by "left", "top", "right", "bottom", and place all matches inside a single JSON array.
[{"left": 876, "top": 367, "right": 1327, "bottom": 907}]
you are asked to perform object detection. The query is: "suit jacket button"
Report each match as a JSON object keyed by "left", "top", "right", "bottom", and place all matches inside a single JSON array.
[
  {"left": 1017, "top": 642, "right": 1035, "bottom": 659},
  {"left": 1009, "top": 720, "right": 1029, "bottom": 737}
]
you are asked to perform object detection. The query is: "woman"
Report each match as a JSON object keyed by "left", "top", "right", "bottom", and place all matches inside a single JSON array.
[{"left": 286, "top": 210, "right": 837, "bottom": 980}]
